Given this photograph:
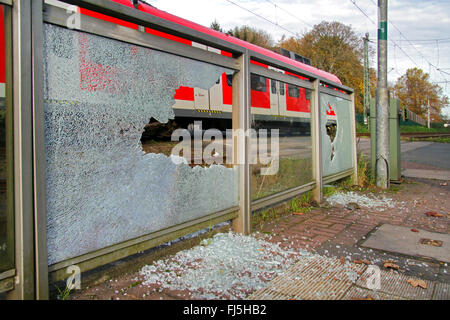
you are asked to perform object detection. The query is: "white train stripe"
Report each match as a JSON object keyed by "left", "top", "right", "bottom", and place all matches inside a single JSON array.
[{"left": 0, "top": 83, "right": 5, "bottom": 98}]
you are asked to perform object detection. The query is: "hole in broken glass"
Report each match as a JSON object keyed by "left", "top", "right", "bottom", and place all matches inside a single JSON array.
[
  {"left": 140, "top": 117, "right": 233, "bottom": 168},
  {"left": 326, "top": 120, "right": 337, "bottom": 161}
]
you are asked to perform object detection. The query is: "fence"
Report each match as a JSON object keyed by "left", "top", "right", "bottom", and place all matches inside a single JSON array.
[{"left": 0, "top": 0, "right": 356, "bottom": 299}]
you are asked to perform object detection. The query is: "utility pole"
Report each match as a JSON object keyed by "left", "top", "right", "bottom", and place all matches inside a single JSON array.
[
  {"left": 428, "top": 63, "right": 431, "bottom": 129},
  {"left": 376, "top": 0, "right": 390, "bottom": 189},
  {"left": 364, "top": 33, "right": 370, "bottom": 126}
]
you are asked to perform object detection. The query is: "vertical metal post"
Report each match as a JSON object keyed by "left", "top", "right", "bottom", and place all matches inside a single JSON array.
[
  {"left": 9, "top": 0, "right": 35, "bottom": 299},
  {"left": 376, "top": 0, "right": 390, "bottom": 189},
  {"left": 311, "top": 80, "right": 322, "bottom": 203},
  {"left": 363, "top": 33, "right": 370, "bottom": 126},
  {"left": 232, "top": 51, "right": 251, "bottom": 235},
  {"left": 370, "top": 98, "right": 376, "bottom": 176},
  {"left": 389, "top": 98, "right": 401, "bottom": 182},
  {"left": 31, "top": 0, "right": 49, "bottom": 300},
  {"left": 350, "top": 92, "right": 358, "bottom": 185}
]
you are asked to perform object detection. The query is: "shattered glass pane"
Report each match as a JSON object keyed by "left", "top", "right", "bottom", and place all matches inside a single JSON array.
[
  {"left": 43, "top": 24, "right": 237, "bottom": 265},
  {"left": 320, "top": 93, "right": 353, "bottom": 177}
]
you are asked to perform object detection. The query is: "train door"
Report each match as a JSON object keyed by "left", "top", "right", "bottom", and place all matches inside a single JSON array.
[
  {"left": 194, "top": 87, "right": 209, "bottom": 110},
  {"left": 269, "top": 79, "right": 279, "bottom": 116},
  {"left": 278, "top": 81, "right": 287, "bottom": 116},
  {"left": 209, "top": 76, "right": 222, "bottom": 112}
]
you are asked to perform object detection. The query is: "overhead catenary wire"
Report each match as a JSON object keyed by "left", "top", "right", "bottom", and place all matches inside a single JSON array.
[
  {"left": 224, "top": 0, "right": 301, "bottom": 38},
  {"left": 262, "top": 0, "right": 313, "bottom": 28},
  {"left": 349, "top": 0, "right": 449, "bottom": 85}
]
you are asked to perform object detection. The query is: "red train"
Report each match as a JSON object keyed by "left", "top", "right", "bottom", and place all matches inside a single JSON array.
[{"left": 1, "top": 1, "right": 341, "bottom": 135}]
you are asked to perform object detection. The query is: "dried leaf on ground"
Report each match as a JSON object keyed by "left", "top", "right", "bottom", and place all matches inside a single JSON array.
[
  {"left": 410, "top": 228, "right": 419, "bottom": 232},
  {"left": 353, "top": 259, "right": 371, "bottom": 265},
  {"left": 384, "top": 261, "right": 400, "bottom": 270},
  {"left": 420, "top": 239, "right": 442, "bottom": 247},
  {"left": 340, "top": 256, "right": 346, "bottom": 264},
  {"left": 424, "top": 211, "right": 443, "bottom": 218},
  {"left": 407, "top": 279, "right": 427, "bottom": 289},
  {"left": 292, "top": 212, "right": 304, "bottom": 216},
  {"left": 351, "top": 295, "right": 376, "bottom": 300}
]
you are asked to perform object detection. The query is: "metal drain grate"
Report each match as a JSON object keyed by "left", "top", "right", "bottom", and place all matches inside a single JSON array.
[
  {"left": 432, "top": 282, "right": 450, "bottom": 300},
  {"left": 341, "top": 286, "right": 405, "bottom": 300},
  {"left": 248, "top": 256, "right": 366, "bottom": 300},
  {"left": 356, "top": 269, "right": 435, "bottom": 300}
]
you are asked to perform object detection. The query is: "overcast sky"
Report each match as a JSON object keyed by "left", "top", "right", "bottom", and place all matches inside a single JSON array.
[{"left": 145, "top": 0, "right": 450, "bottom": 117}]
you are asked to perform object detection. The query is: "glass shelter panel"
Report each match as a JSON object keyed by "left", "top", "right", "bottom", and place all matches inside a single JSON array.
[
  {"left": 43, "top": 24, "right": 238, "bottom": 265},
  {"left": 320, "top": 92, "right": 353, "bottom": 177},
  {"left": 250, "top": 76, "right": 313, "bottom": 201}
]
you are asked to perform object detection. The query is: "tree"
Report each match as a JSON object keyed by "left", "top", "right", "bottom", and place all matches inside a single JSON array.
[
  {"left": 210, "top": 19, "right": 223, "bottom": 32},
  {"left": 392, "top": 68, "right": 448, "bottom": 122},
  {"left": 278, "top": 21, "right": 369, "bottom": 113},
  {"left": 226, "top": 25, "right": 274, "bottom": 50}
]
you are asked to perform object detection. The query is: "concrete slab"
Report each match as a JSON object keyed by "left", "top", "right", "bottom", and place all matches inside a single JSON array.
[
  {"left": 361, "top": 224, "right": 450, "bottom": 263},
  {"left": 316, "top": 242, "right": 443, "bottom": 282}
]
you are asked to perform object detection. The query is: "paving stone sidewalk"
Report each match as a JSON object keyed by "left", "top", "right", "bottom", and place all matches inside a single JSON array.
[
  {"left": 247, "top": 177, "right": 449, "bottom": 300},
  {"left": 69, "top": 176, "right": 449, "bottom": 300}
]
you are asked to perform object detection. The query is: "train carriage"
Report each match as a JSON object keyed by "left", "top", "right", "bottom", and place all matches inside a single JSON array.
[{"left": 42, "top": 0, "right": 339, "bottom": 137}]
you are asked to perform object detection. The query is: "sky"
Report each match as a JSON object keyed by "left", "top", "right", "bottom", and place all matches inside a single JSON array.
[{"left": 144, "top": 0, "right": 450, "bottom": 118}]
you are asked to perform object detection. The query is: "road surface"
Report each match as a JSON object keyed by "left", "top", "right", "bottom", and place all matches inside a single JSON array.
[{"left": 357, "top": 138, "right": 450, "bottom": 180}]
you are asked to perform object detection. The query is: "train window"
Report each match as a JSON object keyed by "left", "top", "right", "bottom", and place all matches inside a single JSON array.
[
  {"left": 251, "top": 74, "right": 266, "bottom": 92},
  {"left": 271, "top": 80, "right": 277, "bottom": 94},
  {"left": 279, "top": 82, "right": 285, "bottom": 95},
  {"left": 305, "top": 89, "right": 311, "bottom": 101},
  {"left": 226, "top": 74, "right": 232, "bottom": 86},
  {"left": 288, "top": 84, "right": 299, "bottom": 98}
]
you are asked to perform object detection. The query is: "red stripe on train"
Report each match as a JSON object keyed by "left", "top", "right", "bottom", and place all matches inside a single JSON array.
[
  {"left": 0, "top": 6, "right": 5, "bottom": 84},
  {"left": 174, "top": 86, "right": 194, "bottom": 100}
]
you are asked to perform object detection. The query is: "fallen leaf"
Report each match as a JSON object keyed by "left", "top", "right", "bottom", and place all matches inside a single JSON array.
[
  {"left": 340, "top": 256, "right": 346, "bottom": 265},
  {"left": 354, "top": 259, "right": 371, "bottom": 265},
  {"left": 351, "top": 295, "right": 376, "bottom": 300},
  {"left": 384, "top": 262, "right": 400, "bottom": 270},
  {"left": 407, "top": 279, "right": 427, "bottom": 289},
  {"left": 440, "top": 182, "right": 447, "bottom": 186},
  {"left": 425, "top": 211, "right": 443, "bottom": 218},
  {"left": 292, "top": 212, "right": 304, "bottom": 216},
  {"left": 410, "top": 228, "right": 419, "bottom": 232}
]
